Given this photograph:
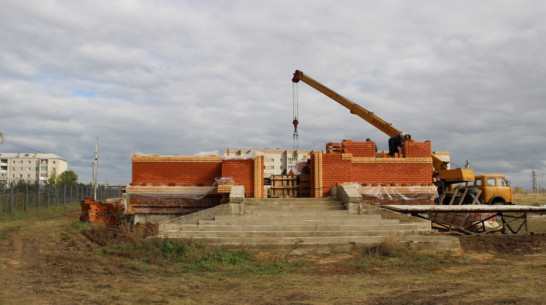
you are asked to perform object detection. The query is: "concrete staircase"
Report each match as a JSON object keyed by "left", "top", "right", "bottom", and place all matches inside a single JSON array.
[{"left": 158, "top": 198, "right": 460, "bottom": 254}]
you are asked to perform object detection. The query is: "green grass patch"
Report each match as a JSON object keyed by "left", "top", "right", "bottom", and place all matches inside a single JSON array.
[
  {"left": 100, "top": 238, "right": 303, "bottom": 274},
  {"left": 0, "top": 203, "right": 80, "bottom": 223},
  {"left": 67, "top": 219, "right": 94, "bottom": 234}
]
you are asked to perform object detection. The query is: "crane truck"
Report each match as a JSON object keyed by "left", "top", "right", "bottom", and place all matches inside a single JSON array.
[{"left": 292, "top": 69, "right": 513, "bottom": 205}]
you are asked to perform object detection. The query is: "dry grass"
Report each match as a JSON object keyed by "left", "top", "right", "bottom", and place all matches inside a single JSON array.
[
  {"left": 0, "top": 200, "right": 545, "bottom": 305},
  {"left": 514, "top": 193, "right": 546, "bottom": 233},
  {"left": 514, "top": 192, "right": 546, "bottom": 206}
]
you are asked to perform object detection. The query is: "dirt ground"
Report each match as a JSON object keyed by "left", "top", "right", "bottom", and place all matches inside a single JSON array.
[
  {"left": 460, "top": 233, "right": 546, "bottom": 254},
  {"left": 1, "top": 211, "right": 545, "bottom": 305}
]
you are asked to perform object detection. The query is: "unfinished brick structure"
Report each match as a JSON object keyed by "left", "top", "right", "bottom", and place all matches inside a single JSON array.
[
  {"left": 311, "top": 139, "right": 436, "bottom": 205},
  {"left": 127, "top": 154, "right": 264, "bottom": 222},
  {"left": 128, "top": 139, "right": 436, "bottom": 222}
]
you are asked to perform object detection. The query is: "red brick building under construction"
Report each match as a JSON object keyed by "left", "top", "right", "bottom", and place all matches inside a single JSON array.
[{"left": 126, "top": 139, "right": 438, "bottom": 223}]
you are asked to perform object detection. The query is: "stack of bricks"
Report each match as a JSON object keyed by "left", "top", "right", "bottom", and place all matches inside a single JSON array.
[
  {"left": 80, "top": 197, "right": 126, "bottom": 225},
  {"left": 217, "top": 184, "right": 232, "bottom": 193},
  {"left": 325, "top": 142, "right": 342, "bottom": 153}
]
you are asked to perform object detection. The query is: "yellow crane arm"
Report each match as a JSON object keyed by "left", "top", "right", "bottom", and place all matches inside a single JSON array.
[
  {"left": 292, "top": 70, "right": 401, "bottom": 138},
  {"left": 292, "top": 70, "right": 467, "bottom": 179}
]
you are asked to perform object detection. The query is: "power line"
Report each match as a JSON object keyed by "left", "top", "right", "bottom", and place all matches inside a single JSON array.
[{"left": 2, "top": 139, "right": 44, "bottom": 153}]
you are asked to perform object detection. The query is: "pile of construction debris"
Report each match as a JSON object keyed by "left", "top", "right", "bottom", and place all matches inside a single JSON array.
[{"left": 80, "top": 197, "right": 126, "bottom": 225}]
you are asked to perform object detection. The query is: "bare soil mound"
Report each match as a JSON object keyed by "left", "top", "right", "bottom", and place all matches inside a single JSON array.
[{"left": 459, "top": 233, "right": 546, "bottom": 254}]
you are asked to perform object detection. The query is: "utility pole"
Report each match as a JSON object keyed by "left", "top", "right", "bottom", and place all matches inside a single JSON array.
[
  {"left": 92, "top": 137, "right": 98, "bottom": 200},
  {"left": 532, "top": 169, "right": 538, "bottom": 193}
]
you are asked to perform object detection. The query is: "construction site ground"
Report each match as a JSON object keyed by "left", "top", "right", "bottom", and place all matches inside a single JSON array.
[{"left": 1, "top": 193, "right": 545, "bottom": 305}]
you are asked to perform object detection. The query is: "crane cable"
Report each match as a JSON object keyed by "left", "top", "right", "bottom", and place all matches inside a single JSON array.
[{"left": 292, "top": 82, "right": 299, "bottom": 150}]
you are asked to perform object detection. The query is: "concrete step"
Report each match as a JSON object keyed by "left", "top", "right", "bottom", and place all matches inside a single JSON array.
[
  {"left": 157, "top": 198, "right": 459, "bottom": 253},
  {"left": 243, "top": 205, "right": 344, "bottom": 213},
  {"left": 245, "top": 203, "right": 344, "bottom": 209},
  {"left": 245, "top": 198, "right": 342, "bottom": 206},
  {"left": 164, "top": 229, "right": 434, "bottom": 239},
  {"left": 212, "top": 214, "right": 384, "bottom": 222},
  {"left": 201, "top": 218, "right": 400, "bottom": 226},
  {"left": 176, "top": 223, "right": 424, "bottom": 232},
  {"left": 159, "top": 235, "right": 460, "bottom": 254}
]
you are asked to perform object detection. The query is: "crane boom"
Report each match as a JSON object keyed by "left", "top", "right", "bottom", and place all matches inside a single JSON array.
[
  {"left": 291, "top": 69, "right": 463, "bottom": 179},
  {"left": 292, "top": 69, "right": 403, "bottom": 139}
]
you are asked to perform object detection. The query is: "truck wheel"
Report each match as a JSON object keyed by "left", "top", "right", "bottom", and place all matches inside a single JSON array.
[
  {"left": 462, "top": 193, "right": 476, "bottom": 205},
  {"left": 489, "top": 198, "right": 506, "bottom": 205}
]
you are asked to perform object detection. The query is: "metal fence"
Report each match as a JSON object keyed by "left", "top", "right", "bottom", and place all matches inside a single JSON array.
[{"left": 0, "top": 183, "right": 123, "bottom": 215}]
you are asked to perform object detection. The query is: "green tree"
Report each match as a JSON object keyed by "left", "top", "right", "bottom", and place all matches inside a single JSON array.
[
  {"left": 47, "top": 169, "right": 57, "bottom": 185},
  {"left": 56, "top": 170, "right": 78, "bottom": 186}
]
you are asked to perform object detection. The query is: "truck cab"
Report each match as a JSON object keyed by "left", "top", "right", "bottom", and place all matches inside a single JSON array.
[{"left": 468, "top": 174, "right": 513, "bottom": 205}]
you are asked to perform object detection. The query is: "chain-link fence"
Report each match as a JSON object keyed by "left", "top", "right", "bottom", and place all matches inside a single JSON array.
[{"left": 0, "top": 183, "right": 123, "bottom": 215}]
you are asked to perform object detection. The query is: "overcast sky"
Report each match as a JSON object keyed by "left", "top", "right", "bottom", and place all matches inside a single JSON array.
[{"left": 1, "top": 1, "right": 545, "bottom": 189}]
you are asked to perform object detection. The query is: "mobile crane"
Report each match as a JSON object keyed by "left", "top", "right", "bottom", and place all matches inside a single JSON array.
[{"left": 292, "top": 69, "right": 512, "bottom": 205}]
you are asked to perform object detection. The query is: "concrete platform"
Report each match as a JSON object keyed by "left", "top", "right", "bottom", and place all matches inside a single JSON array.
[{"left": 156, "top": 197, "right": 460, "bottom": 254}]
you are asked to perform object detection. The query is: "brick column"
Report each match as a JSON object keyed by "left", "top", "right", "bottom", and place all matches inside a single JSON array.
[
  {"left": 253, "top": 156, "right": 264, "bottom": 198},
  {"left": 313, "top": 151, "right": 323, "bottom": 198}
]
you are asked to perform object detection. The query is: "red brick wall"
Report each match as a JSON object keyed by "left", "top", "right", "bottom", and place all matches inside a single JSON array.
[
  {"left": 349, "top": 162, "right": 432, "bottom": 186},
  {"left": 131, "top": 155, "right": 264, "bottom": 198},
  {"left": 132, "top": 161, "right": 222, "bottom": 186},
  {"left": 222, "top": 159, "right": 255, "bottom": 197},
  {"left": 341, "top": 139, "right": 376, "bottom": 157},
  {"left": 321, "top": 154, "right": 352, "bottom": 193},
  {"left": 314, "top": 140, "right": 433, "bottom": 197},
  {"left": 404, "top": 141, "right": 431, "bottom": 157}
]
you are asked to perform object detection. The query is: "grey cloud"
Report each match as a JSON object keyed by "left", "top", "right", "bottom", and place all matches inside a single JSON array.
[{"left": 0, "top": 0, "right": 544, "bottom": 189}]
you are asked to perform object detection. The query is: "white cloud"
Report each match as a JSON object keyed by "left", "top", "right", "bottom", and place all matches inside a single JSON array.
[{"left": 0, "top": 0, "right": 544, "bottom": 188}]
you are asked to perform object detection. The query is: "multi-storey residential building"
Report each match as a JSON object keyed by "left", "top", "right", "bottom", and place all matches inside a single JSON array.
[
  {"left": 0, "top": 153, "right": 67, "bottom": 186},
  {"left": 223, "top": 149, "right": 313, "bottom": 178}
]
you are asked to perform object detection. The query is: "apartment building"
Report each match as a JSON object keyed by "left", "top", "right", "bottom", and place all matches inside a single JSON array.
[
  {"left": 0, "top": 153, "right": 67, "bottom": 185},
  {"left": 223, "top": 149, "right": 313, "bottom": 178}
]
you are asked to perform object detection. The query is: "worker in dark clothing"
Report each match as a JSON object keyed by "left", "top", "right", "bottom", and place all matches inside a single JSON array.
[
  {"left": 433, "top": 172, "right": 445, "bottom": 204},
  {"left": 388, "top": 132, "right": 411, "bottom": 156}
]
